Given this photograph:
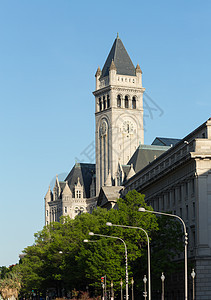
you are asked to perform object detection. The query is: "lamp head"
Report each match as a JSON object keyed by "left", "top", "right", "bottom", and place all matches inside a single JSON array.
[
  {"left": 83, "top": 239, "right": 89, "bottom": 243},
  {"left": 191, "top": 269, "right": 196, "bottom": 279},
  {"left": 161, "top": 272, "right": 165, "bottom": 282},
  {"left": 106, "top": 222, "right": 112, "bottom": 226},
  {"left": 138, "top": 207, "right": 146, "bottom": 212},
  {"left": 89, "top": 232, "right": 94, "bottom": 236},
  {"left": 143, "top": 275, "right": 147, "bottom": 283}
]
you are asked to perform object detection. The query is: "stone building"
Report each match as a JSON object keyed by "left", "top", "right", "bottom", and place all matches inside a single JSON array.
[{"left": 44, "top": 34, "right": 211, "bottom": 299}]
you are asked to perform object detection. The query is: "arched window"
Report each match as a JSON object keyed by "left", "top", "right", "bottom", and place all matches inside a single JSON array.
[
  {"left": 125, "top": 96, "right": 129, "bottom": 108},
  {"left": 117, "top": 95, "right": 121, "bottom": 108},
  {"left": 132, "top": 96, "right": 136, "bottom": 109},
  {"left": 103, "top": 96, "right": 106, "bottom": 110},
  {"left": 107, "top": 95, "right": 110, "bottom": 108},
  {"left": 99, "top": 97, "right": 102, "bottom": 111}
]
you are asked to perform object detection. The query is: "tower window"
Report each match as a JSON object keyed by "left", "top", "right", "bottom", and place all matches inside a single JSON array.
[
  {"left": 117, "top": 95, "right": 121, "bottom": 108},
  {"left": 103, "top": 96, "right": 106, "bottom": 110},
  {"left": 107, "top": 95, "right": 110, "bottom": 108},
  {"left": 132, "top": 96, "right": 136, "bottom": 109},
  {"left": 125, "top": 96, "right": 129, "bottom": 108},
  {"left": 99, "top": 97, "right": 102, "bottom": 111}
]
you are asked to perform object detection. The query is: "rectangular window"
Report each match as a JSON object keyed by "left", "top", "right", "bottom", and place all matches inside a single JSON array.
[
  {"left": 186, "top": 205, "right": 188, "bottom": 220},
  {"left": 173, "top": 189, "right": 176, "bottom": 205},
  {"left": 179, "top": 186, "right": 182, "bottom": 201},
  {"left": 65, "top": 207, "right": 67, "bottom": 213},
  {"left": 193, "top": 202, "right": 195, "bottom": 219},
  {"left": 46, "top": 210, "right": 48, "bottom": 217},
  {"left": 191, "top": 179, "right": 195, "bottom": 194},
  {"left": 185, "top": 182, "right": 188, "bottom": 197}
]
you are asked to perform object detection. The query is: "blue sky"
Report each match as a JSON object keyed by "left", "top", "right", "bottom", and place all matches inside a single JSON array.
[{"left": 0, "top": 0, "right": 211, "bottom": 266}]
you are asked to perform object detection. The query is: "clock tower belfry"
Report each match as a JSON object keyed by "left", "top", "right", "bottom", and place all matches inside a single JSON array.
[{"left": 93, "top": 34, "right": 145, "bottom": 195}]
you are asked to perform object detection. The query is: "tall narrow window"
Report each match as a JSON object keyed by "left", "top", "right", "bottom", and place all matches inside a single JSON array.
[
  {"left": 132, "top": 96, "right": 136, "bottom": 109},
  {"left": 99, "top": 97, "right": 102, "bottom": 111},
  {"left": 107, "top": 95, "right": 110, "bottom": 108},
  {"left": 186, "top": 205, "right": 188, "bottom": 220},
  {"left": 193, "top": 202, "right": 195, "bottom": 219},
  {"left": 117, "top": 95, "right": 121, "bottom": 108},
  {"left": 125, "top": 96, "right": 129, "bottom": 108},
  {"left": 103, "top": 96, "right": 106, "bottom": 110}
]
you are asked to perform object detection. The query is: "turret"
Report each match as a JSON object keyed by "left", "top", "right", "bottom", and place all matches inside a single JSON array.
[
  {"left": 95, "top": 66, "right": 101, "bottom": 90},
  {"left": 136, "top": 63, "right": 142, "bottom": 86},
  {"left": 109, "top": 59, "right": 117, "bottom": 85}
]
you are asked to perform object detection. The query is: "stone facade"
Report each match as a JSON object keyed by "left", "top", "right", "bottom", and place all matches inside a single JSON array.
[
  {"left": 45, "top": 163, "right": 97, "bottom": 225},
  {"left": 122, "top": 119, "right": 211, "bottom": 299},
  {"left": 44, "top": 35, "right": 211, "bottom": 299},
  {"left": 93, "top": 36, "right": 145, "bottom": 195}
]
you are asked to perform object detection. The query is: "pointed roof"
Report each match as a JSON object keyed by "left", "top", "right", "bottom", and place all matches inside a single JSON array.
[
  {"left": 101, "top": 35, "right": 136, "bottom": 78},
  {"left": 62, "top": 181, "right": 72, "bottom": 196},
  {"left": 65, "top": 163, "right": 95, "bottom": 198},
  {"left": 126, "top": 164, "right": 136, "bottom": 180},
  {"left": 104, "top": 171, "right": 112, "bottom": 186}
]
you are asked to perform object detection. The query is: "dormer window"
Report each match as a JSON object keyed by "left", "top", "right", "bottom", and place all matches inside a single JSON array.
[{"left": 76, "top": 190, "right": 81, "bottom": 198}]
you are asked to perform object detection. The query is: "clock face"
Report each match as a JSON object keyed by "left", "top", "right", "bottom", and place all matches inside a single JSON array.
[{"left": 123, "top": 120, "right": 134, "bottom": 134}]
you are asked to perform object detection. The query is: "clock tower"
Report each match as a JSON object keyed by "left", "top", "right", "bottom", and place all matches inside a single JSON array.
[{"left": 93, "top": 34, "right": 145, "bottom": 194}]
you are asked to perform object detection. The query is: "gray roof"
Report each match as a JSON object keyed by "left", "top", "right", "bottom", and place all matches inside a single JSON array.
[
  {"left": 101, "top": 35, "right": 136, "bottom": 78},
  {"left": 152, "top": 137, "right": 181, "bottom": 147},
  {"left": 127, "top": 144, "right": 170, "bottom": 173},
  {"left": 97, "top": 186, "right": 122, "bottom": 208},
  {"left": 65, "top": 163, "right": 95, "bottom": 198}
]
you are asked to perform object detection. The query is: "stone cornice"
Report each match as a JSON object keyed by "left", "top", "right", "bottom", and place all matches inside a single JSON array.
[{"left": 93, "top": 85, "right": 145, "bottom": 96}]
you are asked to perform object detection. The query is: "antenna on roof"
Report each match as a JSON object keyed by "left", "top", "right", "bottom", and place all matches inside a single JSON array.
[{"left": 117, "top": 32, "right": 119, "bottom": 39}]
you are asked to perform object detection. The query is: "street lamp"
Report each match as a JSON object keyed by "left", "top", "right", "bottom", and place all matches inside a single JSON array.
[
  {"left": 106, "top": 222, "right": 151, "bottom": 300},
  {"left": 143, "top": 275, "right": 147, "bottom": 299},
  {"left": 89, "top": 232, "right": 129, "bottom": 300},
  {"left": 131, "top": 278, "right": 134, "bottom": 300},
  {"left": 111, "top": 280, "right": 114, "bottom": 300},
  {"left": 191, "top": 269, "right": 196, "bottom": 300},
  {"left": 120, "top": 278, "right": 123, "bottom": 300},
  {"left": 161, "top": 272, "right": 165, "bottom": 300},
  {"left": 138, "top": 207, "right": 188, "bottom": 300}
]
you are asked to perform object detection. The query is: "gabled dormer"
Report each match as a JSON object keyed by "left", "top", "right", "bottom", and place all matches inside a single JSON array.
[
  {"left": 62, "top": 181, "right": 72, "bottom": 200},
  {"left": 74, "top": 177, "right": 83, "bottom": 199}
]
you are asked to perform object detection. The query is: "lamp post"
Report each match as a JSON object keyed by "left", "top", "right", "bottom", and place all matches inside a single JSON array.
[
  {"left": 120, "top": 278, "right": 123, "bottom": 300},
  {"left": 161, "top": 272, "right": 165, "bottom": 300},
  {"left": 191, "top": 269, "right": 195, "bottom": 300},
  {"left": 138, "top": 208, "right": 188, "bottom": 300},
  {"left": 111, "top": 281, "right": 114, "bottom": 300},
  {"left": 106, "top": 222, "right": 151, "bottom": 300},
  {"left": 131, "top": 278, "right": 134, "bottom": 300},
  {"left": 89, "top": 232, "right": 129, "bottom": 300},
  {"left": 143, "top": 275, "right": 147, "bottom": 299}
]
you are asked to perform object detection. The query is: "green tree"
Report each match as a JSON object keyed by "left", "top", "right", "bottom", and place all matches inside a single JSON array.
[{"left": 18, "top": 190, "right": 183, "bottom": 298}]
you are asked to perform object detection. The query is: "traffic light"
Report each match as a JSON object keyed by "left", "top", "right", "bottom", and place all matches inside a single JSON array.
[{"left": 101, "top": 276, "right": 104, "bottom": 284}]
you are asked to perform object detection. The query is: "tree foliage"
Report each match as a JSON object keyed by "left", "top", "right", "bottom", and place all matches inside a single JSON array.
[{"left": 14, "top": 190, "right": 183, "bottom": 297}]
